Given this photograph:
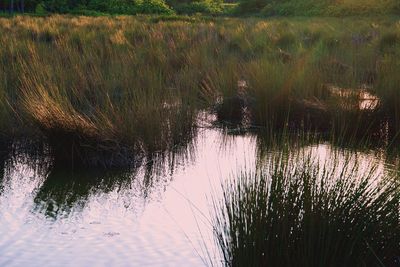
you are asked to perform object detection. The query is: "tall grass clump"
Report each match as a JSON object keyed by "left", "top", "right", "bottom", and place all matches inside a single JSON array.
[
  {"left": 214, "top": 150, "right": 400, "bottom": 266},
  {"left": 0, "top": 16, "right": 204, "bottom": 167},
  {"left": 1, "top": 16, "right": 400, "bottom": 166}
]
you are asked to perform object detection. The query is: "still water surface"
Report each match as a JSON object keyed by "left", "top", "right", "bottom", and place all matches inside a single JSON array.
[{"left": 0, "top": 128, "right": 394, "bottom": 266}]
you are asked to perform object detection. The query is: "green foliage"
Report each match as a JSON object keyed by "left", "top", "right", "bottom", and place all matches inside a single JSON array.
[
  {"left": 87, "top": 0, "right": 140, "bottom": 14},
  {"left": 174, "top": 0, "right": 222, "bottom": 15},
  {"left": 2, "top": 0, "right": 400, "bottom": 15},
  {"left": 35, "top": 2, "right": 47, "bottom": 15},
  {"left": 84, "top": 0, "right": 174, "bottom": 15},
  {"left": 139, "top": 0, "right": 174, "bottom": 15},
  {"left": 239, "top": 0, "right": 400, "bottom": 16},
  {"left": 221, "top": 3, "right": 237, "bottom": 15},
  {"left": 42, "top": 0, "right": 69, "bottom": 13},
  {"left": 87, "top": 0, "right": 111, "bottom": 12}
]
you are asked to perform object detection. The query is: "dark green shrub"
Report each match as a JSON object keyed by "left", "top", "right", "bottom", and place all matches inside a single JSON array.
[
  {"left": 35, "top": 2, "right": 47, "bottom": 15},
  {"left": 221, "top": 3, "right": 237, "bottom": 15},
  {"left": 87, "top": 0, "right": 141, "bottom": 14},
  {"left": 175, "top": 0, "right": 222, "bottom": 15},
  {"left": 139, "top": 0, "right": 174, "bottom": 14},
  {"left": 87, "top": 0, "right": 110, "bottom": 12},
  {"left": 42, "top": 0, "right": 69, "bottom": 13}
]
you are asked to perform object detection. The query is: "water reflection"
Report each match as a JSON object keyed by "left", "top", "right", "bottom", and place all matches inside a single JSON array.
[
  {"left": 0, "top": 131, "right": 217, "bottom": 266},
  {"left": 0, "top": 129, "right": 398, "bottom": 266},
  {"left": 32, "top": 139, "right": 197, "bottom": 220},
  {"left": 32, "top": 168, "right": 134, "bottom": 219},
  {"left": 0, "top": 146, "right": 7, "bottom": 196}
]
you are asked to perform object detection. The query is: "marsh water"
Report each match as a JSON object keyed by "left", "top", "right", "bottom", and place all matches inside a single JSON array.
[{"left": 0, "top": 126, "right": 397, "bottom": 266}]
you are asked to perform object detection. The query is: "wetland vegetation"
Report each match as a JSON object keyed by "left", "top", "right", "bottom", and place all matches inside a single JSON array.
[
  {"left": 0, "top": 9, "right": 400, "bottom": 267},
  {"left": 214, "top": 147, "right": 400, "bottom": 266},
  {"left": 2, "top": 16, "right": 400, "bottom": 164}
]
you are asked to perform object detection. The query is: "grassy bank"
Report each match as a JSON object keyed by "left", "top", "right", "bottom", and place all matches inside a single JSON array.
[
  {"left": 237, "top": 0, "right": 400, "bottom": 16},
  {"left": 213, "top": 148, "right": 400, "bottom": 266},
  {"left": 1, "top": 15, "right": 400, "bottom": 166}
]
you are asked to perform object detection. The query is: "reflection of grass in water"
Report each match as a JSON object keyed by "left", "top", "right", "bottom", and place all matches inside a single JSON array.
[
  {"left": 32, "top": 141, "right": 195, "bottom": 218},
  {"left": 0, "top": 142, "right": 9, "bottom": 195},
  {"left": 33, "top": 167, "right": 135, "bottom": 218},
  {"left": 213, "top": 149, "right": 400, "bottom": 266}
]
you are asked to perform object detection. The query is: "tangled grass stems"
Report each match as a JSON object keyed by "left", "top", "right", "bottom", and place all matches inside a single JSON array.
[
  {"left": 1, "top": 16, "right": 400, "bottom": 165},
  {"left": 213, "top": 149, "right": 400, "bottom": 266}
]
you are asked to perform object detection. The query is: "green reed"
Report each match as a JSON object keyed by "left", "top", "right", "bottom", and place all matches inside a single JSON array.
[{"left": 213, "top": 148, "right": 400, "bottom": 267}]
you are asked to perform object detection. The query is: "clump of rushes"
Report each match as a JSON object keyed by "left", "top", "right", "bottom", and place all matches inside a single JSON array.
[
  {"left": 6, "top": 16, "right": 200, "bottom": 167},
  {"left": 214, "top": 150, "right": 400, "bottom": 267}
]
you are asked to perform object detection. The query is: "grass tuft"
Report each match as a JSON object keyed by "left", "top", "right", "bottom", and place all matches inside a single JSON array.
[{"left": 214, "top": 149, "right": 400, "bottom": 266}]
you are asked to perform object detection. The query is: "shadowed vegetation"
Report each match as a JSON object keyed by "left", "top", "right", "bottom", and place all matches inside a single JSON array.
[{"left": 213, "top": 148, "right": 400, "bottom": 266}]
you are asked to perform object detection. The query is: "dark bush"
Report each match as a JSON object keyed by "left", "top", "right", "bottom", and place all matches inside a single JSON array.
[
  {"left": 139, "top": 0, "right": 174, "bottom": 15},
  {"left": 174, "top": 0, "right": 222, "bottom": 15}
]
